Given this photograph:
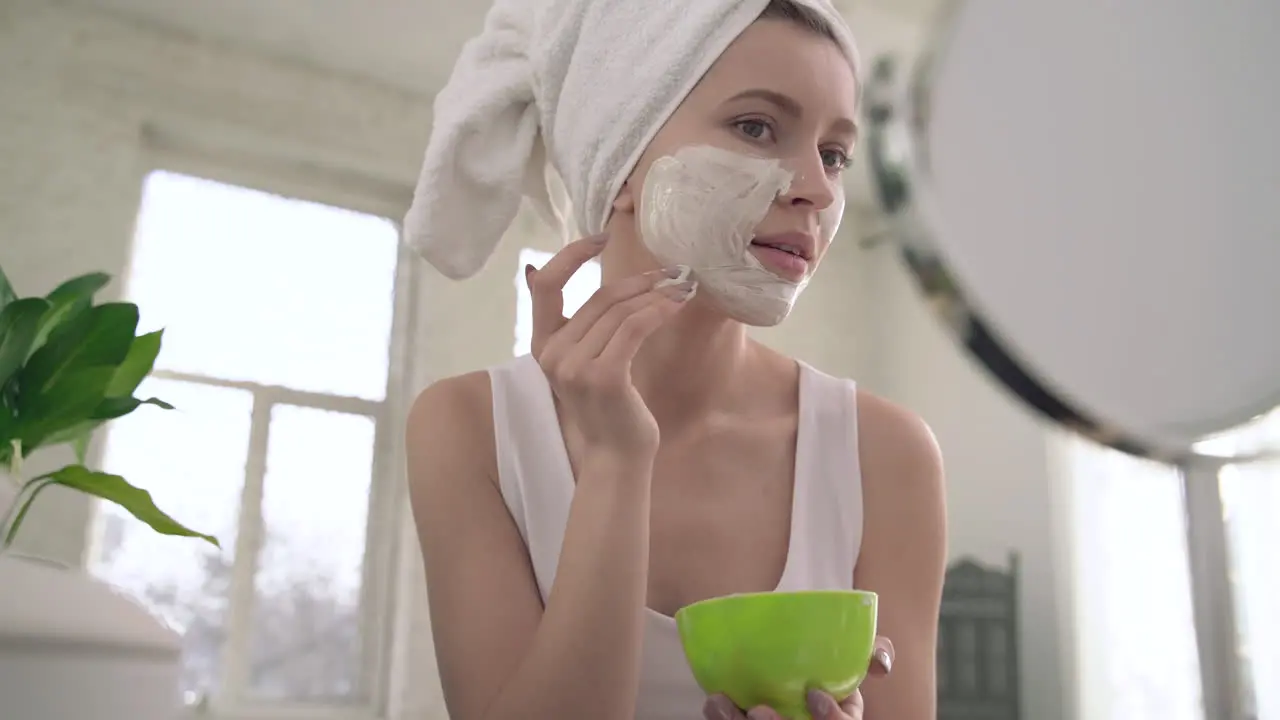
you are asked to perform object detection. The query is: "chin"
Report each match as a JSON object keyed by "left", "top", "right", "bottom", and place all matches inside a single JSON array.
[{"left": 701, "top": 289, "right": 795, "bottom": 327}]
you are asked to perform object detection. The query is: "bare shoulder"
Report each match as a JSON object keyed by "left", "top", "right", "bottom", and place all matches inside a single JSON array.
[
  {"left": 405, "top": 370, "right": 547, "bottom": 720},
  {"left": 407, "top": 370, "right": 493, "bottom": 435},
  {"left": 855, "top": 388, "right": 945, "bottom": 501},
  {"left": 852, "top": 389, "right": 947, "bottom": 719},
  {"left": 405, "top": 370, "right": 497, "bottom": 490}
]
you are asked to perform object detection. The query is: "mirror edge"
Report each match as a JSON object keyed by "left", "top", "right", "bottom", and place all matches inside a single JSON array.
[{"left": 860, "top": 0, "right": 1277, "bottom": 466}]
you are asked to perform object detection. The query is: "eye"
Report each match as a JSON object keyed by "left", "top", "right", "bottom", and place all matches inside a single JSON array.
[
  {"left": 733, "top": 118, "right": 776, "bottom": 143},
  {"left": 820, "top": 147, "right": 853, "bottom": 173}
]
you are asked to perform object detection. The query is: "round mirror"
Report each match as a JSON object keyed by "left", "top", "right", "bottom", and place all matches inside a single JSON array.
[{"left": 866, "top": 0, "right": 1280, "bottom": 462}]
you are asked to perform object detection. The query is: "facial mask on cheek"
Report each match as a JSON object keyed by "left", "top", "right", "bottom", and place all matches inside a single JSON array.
[{"left": 638, "top": 145, "right": 844, "bottom": 326}]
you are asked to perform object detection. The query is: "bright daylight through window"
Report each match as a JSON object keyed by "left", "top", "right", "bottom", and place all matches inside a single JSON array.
[
  {"left": 513, "top": 247, "right": 600, "bottom": 356},
  {"left": 1070, "top": 408, "right": 1280, "bottom": 720},
  {"left": 88, "top": 171, "right": 402, "bottom": 711}
]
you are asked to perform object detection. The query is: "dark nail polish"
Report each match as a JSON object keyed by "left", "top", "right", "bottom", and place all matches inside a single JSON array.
[
  {"left": 704, "top": 695, "right": 735, "bottom": 720},
  {"left": 807, "top": 689, "right": 835, "bottom": 716}
]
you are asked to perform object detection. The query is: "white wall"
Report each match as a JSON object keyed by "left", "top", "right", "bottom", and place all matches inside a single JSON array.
[
  {"left": 855, "top": 243, "right": 1077, "bottom": 720},
  {"left": 0, "top": 2, "right": 1074, "bottom": 718}
]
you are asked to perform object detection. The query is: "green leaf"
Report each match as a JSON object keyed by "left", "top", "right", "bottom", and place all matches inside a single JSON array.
[
  {"left": 71, "top": 429, "right": 93, "bottom": 465},
  {"left": 20, "top": 302, "right": 138, "bottom": 396},
  {"left": 38, "top": 465, "right": 218, "bottom": 547},
  {"left": 90, "top": 395, "right": 174, "bottom": 420},
  {"left": 38, "top": 419, "right": 101, "bottom": 464},
  {"left": 105, "top": 330, "right": 163, "bottom": 398},
  {"left": 39, "top": 419, "right": 101, "bottom": 447},
  {"left": 0, "top": 265, "right": 15, "bottom": 314},
  {"left": 17, "top": 366, "right": 115, "bottom": 449},
  {"left": 0, "top": 298, "right": 51, "bottom": 390},
  {"left": 0, "top": 387, "right": 16, "bottom": 457},
  {"left": 26, "top": 273, "right": 113, "bottom": 359},
  {"left": 46, "top": 272, "right": 112, "bottom": 306}
]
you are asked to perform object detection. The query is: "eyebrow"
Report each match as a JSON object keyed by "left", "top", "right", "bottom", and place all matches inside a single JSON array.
[{"left": 725, "top": 88, "right": 859, "bottom": 139}]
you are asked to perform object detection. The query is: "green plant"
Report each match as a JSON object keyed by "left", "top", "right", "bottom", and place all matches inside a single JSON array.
[{"left": 0, "top": 264, "right": 217, "bottom": 551}]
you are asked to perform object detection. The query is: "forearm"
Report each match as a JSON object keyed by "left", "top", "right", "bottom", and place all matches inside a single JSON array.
[{"left": 482, "top": 454, "right": 652, "bottom": 720}]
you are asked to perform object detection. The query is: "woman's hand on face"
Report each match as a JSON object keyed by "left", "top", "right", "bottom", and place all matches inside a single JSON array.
[
  {"left": 527, "top": 234, "right": 696, "bottom": 464},
  {"left": 701, "top": 637, "right": 895, "bottom": 720}
]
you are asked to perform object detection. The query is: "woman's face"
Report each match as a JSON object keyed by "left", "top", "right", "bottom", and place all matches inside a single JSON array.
[{"left": 610, "top": 17, "right": 859, "bottom": 284}]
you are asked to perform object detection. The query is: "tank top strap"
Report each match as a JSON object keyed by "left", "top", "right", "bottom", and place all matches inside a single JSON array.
[
  {"left": 783, "top": 361, "right": 864, "bottom": 590},
  {"left": 488, "top": 354, "right": 574, "bottom": 602},
  {"left": 489, "top": 355, "right": 864, "bottom": 599}
]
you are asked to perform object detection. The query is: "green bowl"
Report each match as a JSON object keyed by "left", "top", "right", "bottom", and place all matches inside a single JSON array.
[{"left": 674, "top": 590, "right": 878, "bottom": 720}]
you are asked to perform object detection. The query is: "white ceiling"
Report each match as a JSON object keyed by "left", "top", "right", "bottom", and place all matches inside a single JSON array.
[
  {"left": 68, "top": 0, "right": 942, "bottom": 95},
  {"left": 66, "top": 0, "right": 942, "bottom": 215}
]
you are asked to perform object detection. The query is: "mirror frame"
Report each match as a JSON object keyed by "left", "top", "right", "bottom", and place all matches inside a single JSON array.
[{"left": 861, "top": 1, "right": 1276, "bottom": 465}]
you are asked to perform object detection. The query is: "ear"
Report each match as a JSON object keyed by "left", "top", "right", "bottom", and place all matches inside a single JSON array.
[{"left": 612, "top": 179, "right": 637, "bottom": 214}]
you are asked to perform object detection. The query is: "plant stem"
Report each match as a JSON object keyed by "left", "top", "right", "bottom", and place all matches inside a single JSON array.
[
  {"left": 7, "top": 439, "right": 22, "bottom": 487},
  {"left": 1, "top": 441, "right": 24, "bottom": 552}
]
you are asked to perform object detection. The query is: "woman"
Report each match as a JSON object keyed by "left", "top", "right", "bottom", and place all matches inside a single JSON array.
[{"left": 404, "top": 1, "right": 946, "bottom": 719}]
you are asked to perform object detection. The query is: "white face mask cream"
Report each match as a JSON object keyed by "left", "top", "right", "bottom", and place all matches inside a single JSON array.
[{"left": 638, "top": 145, "right": 844, "bottom": 326}]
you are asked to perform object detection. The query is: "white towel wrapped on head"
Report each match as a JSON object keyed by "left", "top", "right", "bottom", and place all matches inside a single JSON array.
[{"left": 404, "top": 0, "right": 860, "bottom": 280}]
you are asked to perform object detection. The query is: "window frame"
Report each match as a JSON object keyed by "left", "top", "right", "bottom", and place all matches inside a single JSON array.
[
  {"left": 1064, "top": 412, "right": 1280, "bottom": 720},
  {"left": 86, "top": 151, "right": 419, "bottom": 720}
]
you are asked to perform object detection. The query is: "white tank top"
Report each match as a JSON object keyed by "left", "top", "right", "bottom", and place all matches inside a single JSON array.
[{"left": 488, "top": 354, "right": 864, "bottom": 720}]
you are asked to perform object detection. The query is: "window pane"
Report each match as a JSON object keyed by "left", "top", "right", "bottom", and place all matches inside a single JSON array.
[
  {"left": 1067, "top": 439, "right": 1203, "bottom": 720},
  {"left": 247, "top": 405, "right": 375, "bottom": 701},
  {"left": 1213, "top": 409, "right": 1280, "bottom": 720},
  {"left": 127, "top": 171, "right": 399, "bottom": 400},
  {"left": 513, "top": 247, "right": 601, "bottom": 356},
  {"left": 89, "top": 377, "right": 254, "bottom": 701}
]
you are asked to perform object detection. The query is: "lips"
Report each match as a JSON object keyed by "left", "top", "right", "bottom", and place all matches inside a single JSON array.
[
  {"left": 752, "top": 240, "right": 806, "bottom": 257},
  {"left": 749, "top": 232, "right": 816, "bottom": 261},
  {"left": 750, "top": 246, "right": 808, "bottom": 281}
]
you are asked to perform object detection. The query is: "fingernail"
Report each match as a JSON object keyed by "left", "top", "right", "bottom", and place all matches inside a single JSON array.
[
  {"left": 643, "top": 267, "right": 681, "bottom": 282},
  {"left": 746, "top": 708, "right": 774, "bottom": 720},
  {"left": 704, "top": 695, "right": 736, "bottom": 720},
  {"left": 653, "top": 265, "right": 692, "bottom": 288},
  {"left": 589, "top": 233, "right": 609, "bottom": 245},
  {"left": 658, "top": 279, "right": 697, "bottom": 301},
  {"left": 807, "top": 689, "right": 837, "bottom": 716},
  {"left": 874, "top": 648, "right": 893, "bottom": 673},
  {"left": 524, "top": 264, "right": 535, "bottom": 287}
]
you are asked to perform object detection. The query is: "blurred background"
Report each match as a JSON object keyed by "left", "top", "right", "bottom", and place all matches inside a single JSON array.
[{"left": 1, "top": 1, "right": 1275, "bottom": 719}]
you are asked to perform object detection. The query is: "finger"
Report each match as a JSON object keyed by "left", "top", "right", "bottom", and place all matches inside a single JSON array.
[
  {"left": 837, "top": 689, "right": 865, "bottom": 715},
  {"left": 870, "top": 636, "right": 895, "bottom": 676},
  {"left": 703, "top": 694, "right": 747, "bottom": 720},
  {"left": 808, "top": 689, "right": 851, "bottom": 719},
  {"left": 529, "top": 235, "right": 608, "bottom": 352},
  {"left": 568, "top": 280, "right": 690, "bottom": 361},
  {"left": 556, "top": 266, "right": 683, "bottom": 345},
  {"left": 744, "top": 706, "right": 785, "bottom": 720},
  {"left": 566, "top": 292, "right": 664, "bottom": 362},
  {"left": 594, "top": 285, "right": 693, "bottom": 364}
]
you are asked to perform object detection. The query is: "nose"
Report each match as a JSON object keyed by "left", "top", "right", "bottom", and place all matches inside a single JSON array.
[{"left": 778, "top": 149, "right": 836, "bottom": 211}]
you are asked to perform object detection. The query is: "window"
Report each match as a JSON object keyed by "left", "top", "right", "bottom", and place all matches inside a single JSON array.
[
  {"left": 513, "top": 247, "right": 601, "bottom": 356},
  {"left": 1066, "top": 439, "right": 1203, "bottom": 720},
  {"left": 1207, "top": 411, "right": 1280, "bottom": 720},
  {"left": 1069, "top": 409, "right": 1280, "bottom": 720},
  {"left": 88, "top": 171, "right": 404, "bottom": 715}
]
